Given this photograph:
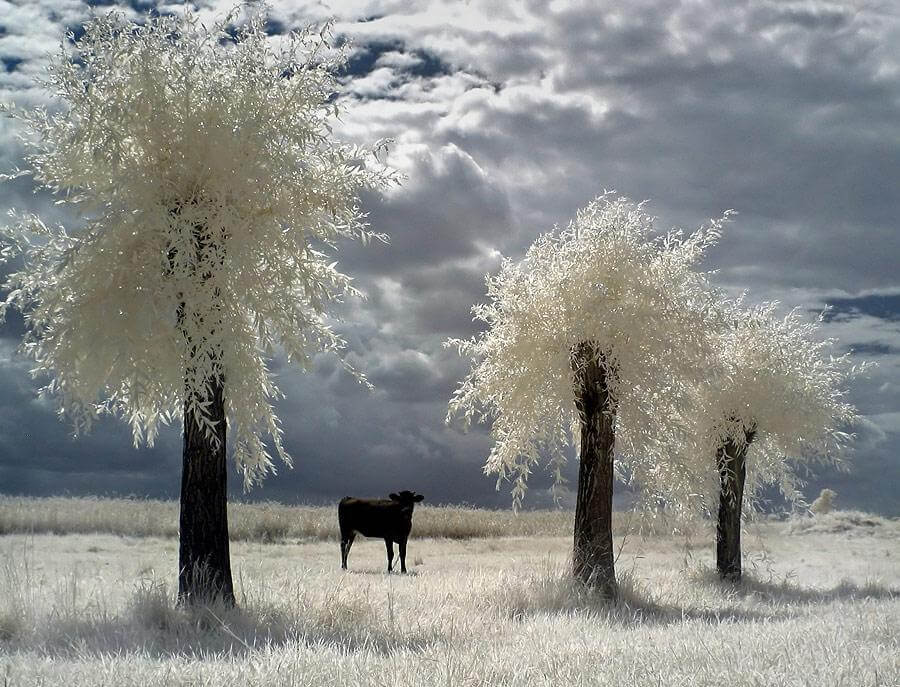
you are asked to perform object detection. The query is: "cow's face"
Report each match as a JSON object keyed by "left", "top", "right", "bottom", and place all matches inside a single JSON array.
[{"left": 390, "top": 491, "right": 424, "bottom": 509}]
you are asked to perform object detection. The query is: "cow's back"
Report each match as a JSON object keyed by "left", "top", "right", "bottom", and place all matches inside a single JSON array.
[{"left": 338, "top": 497, "right": 411, "bottom": 539}]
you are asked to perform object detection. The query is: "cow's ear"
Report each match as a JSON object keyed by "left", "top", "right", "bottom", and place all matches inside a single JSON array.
[
  {"left": 413, "top": 494, "right": 424, "bottom": 502},
  {"left": 389, "top": 493, "right": 400, "bottom": 501}
]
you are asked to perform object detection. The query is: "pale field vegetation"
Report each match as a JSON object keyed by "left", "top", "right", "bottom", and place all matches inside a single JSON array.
[
  {"left": 0, "top": 496, "right": 578, "bottom": 541},
  {"left": 0, "top": 498, "right": 897, "bottom": 686}
]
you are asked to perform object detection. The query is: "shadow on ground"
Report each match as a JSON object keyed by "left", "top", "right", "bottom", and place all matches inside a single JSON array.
[{"left": 485, "top": 564, "right": 898, "bottom": 628}]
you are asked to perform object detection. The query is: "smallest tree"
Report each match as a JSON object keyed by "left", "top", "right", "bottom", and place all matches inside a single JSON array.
[{"left": 671, "top": 303, "right": 865, "bottom": 581}]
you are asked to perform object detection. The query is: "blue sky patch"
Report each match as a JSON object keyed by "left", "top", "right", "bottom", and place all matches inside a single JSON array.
[
  {"left": 1, "top": 57, "right": 24, "bottom": 73},
  {"left": 824, "top": 294, "right": 900, "bottom": 322},
  {"left": 847, "top": 342, "right": 898, "bottom": 356},
  {"left": 339, "top": 39, "right": 454, "bottom": 80}
]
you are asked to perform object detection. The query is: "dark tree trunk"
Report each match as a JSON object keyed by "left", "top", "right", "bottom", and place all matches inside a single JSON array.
[
  {"left": 571, "top": 342, "right": 618, "bottom": 597},
  {"left": 178, "top": 370, "right": 234, "bottom": 605},
  {"left": 715, "top": 429, "right": 755, "bottom": 582},
  {"left": 171, "top": 213, "right": 234, "bottom": 605}
]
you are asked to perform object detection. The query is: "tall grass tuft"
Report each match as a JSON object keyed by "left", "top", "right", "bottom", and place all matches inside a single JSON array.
[
  {"left": 483, "top": 559, "right": 659, "bottom": 622},
  {"left": 0, "top": 549, "right": 32, "bottom": 641}
]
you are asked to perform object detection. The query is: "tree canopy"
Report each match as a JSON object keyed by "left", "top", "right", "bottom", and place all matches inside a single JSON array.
[
  {"left": 1, "top": 10, "right": 397, "bottom": 487},
  {"left": 663, "top": 302, "right": 866, "bottom": 516},
  {"left": 448, "top": 193, "right": 865, "bottom": 517},
  {"left": 447, "top": 194, "right": 729, "bottom": 505}
]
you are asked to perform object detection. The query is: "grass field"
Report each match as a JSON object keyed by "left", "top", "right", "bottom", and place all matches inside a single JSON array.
[
  {"left": 0, "top": 495, "right": 580, "bottom": 541},
  {"left": 0, "top": 498, "right": 897, "bottom": 686}
]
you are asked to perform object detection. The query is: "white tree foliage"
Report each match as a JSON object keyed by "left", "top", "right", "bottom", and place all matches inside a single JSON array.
[
  {"left": 662, "top": 302, "right": 867, "bottom": 516},
  {"left": 447, "top": 194, "right": 729, "bottom": 506},
  {"left": 0, "top": 10, "right": 397, "bottom": 486}
]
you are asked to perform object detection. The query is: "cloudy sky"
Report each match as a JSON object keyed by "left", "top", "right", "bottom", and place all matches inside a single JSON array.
[{"left": 0, "top": 0, "right": 897, "bottom": 515}]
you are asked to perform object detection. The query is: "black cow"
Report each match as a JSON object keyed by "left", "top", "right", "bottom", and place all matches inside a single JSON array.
[{"left": 338, "top": 491, "right": 424, "bottom": 573}]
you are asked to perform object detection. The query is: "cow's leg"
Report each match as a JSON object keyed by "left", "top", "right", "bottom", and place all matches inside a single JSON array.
[
  {"left": 341, "top": 532, "right": 355, "bottom": 570},
  {"left": 385, "top": 539, "right": 395, "bottom": 572},
  {"left": 398, "top": 538, "right": 408, "bottom": 573}
]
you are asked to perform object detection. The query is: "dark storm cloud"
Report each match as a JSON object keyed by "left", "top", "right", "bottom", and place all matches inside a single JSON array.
[
  {"left": 0, "top": 350, "right": 184, "bottom": 498},
  {"left": 366, "top": 349, "right": 445, "bottom": 403},
  {"left": 401, "top": 1, "right": 900, "bottom": 292},
  {"left": 370, "top": 145, "right": 511, "bottom": 266},
  {"left": 236, "top": 356, "right": 577, "bottom": 508},
  {"left": 755, "top": 4, "right": 852, "bottom": 30},
  {"left": 397, "top": 259, "right": 500, "bottom": 337}
]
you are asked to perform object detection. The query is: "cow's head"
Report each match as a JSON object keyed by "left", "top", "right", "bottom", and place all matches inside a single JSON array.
[{"left": 390, "top": 490, "right": 424, "bottom": 509}]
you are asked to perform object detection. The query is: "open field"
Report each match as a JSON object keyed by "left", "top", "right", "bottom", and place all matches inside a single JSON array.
[
  {"left": 0, "top": 495, "right": 800, "bottom": 542},
  {"left": 0, "top": 496, "right": 581, "bottom": 541},
  {"left": 0, "top": 500, "right": 897, "bottom": 686}
]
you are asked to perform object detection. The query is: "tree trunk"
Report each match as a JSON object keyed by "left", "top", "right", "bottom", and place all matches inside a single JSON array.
[
  {"left": 571, "top": 342, "right": 618, "bottom": 597},
  {"left": 178, "top": 370, "right": 235, "bottom": 605},
  {"left": 715, "top": 429, "right": 755, "bottom": 582},
  {"left": 172, "top": 214, "right": 234, "bottom": 605}
]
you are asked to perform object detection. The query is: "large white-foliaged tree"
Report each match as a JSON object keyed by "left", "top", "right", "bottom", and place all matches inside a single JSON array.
[
  {"left": 1, "top": 10, "right": 396, "bottom": 603},
  {"left": 666, "top": 303, "right": 865, "bottom": 581},
  {"left": 448, "top": 194, "right": 727, "bottom": 595}
]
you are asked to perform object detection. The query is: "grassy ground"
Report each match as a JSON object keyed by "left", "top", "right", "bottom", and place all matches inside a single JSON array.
[{"left": 0, "top": 501, "right": 897, "bottom": 686}]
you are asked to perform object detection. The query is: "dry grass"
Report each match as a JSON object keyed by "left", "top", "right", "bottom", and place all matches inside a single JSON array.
[
  {"left": 0, "top": 511, "right": 897, "bottom": 686},
  {"left": 0, "top": 496, "right": 669, "bottom": 542},
  {"left": 785, "top": 509, "right": 895, "bottom": 536}
]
